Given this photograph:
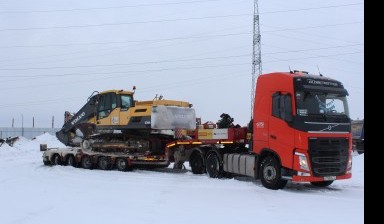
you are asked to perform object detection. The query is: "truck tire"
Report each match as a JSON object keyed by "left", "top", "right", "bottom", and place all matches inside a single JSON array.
[
  {"left": 98, "top": 157, "right": 112, "bottom": 170},
  {"left": 52, "top": 154, "right": 61, "bottom": 166},
  {"left": 259, "top": 156, "right": 287, "bottom": 190},
  {"left": 66, "top": 155, "right": 77, "bottom": 167},
  {"left": 310, "top": 181, "right": 334, "bottom": 187},
  {"left": 81, "top": 155, "right": 93, "bottom": 169},
  {"left": 206, "top": 152, "right": 223, "bottom": 178},
  {"left": 116, "top": 158, "right": 129, "bottom": 171},
  {"left": 190, "top": 152, "right": 205, "bottom": 174}
]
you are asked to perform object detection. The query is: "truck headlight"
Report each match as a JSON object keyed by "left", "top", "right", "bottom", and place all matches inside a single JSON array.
[
  {"left": 295, "top": 152, "right": 310, "bottom": 171},
  {"left": 346, "top": 152, "right": 352, "bottom": 174}
]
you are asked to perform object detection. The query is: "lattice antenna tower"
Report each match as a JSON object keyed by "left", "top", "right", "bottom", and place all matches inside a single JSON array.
[{"left": 251, "top": 0, "right": 262, "bottom": 119}]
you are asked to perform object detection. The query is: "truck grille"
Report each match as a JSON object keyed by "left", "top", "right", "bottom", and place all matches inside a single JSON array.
[{"left": 308, "top": 138, "right": 349, "bottom": 177}]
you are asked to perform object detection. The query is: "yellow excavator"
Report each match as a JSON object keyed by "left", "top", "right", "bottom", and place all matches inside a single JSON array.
[{"left": 56, "top": 87, "right": 196, "bottom": 155}]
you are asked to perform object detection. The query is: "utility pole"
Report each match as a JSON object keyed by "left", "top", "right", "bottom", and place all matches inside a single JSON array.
[
  {"left": 21, "top": 114, "right": 24, "bottom": 137},
  {"left": 251, "top": 0, "right": 262, "bottom": 119}
]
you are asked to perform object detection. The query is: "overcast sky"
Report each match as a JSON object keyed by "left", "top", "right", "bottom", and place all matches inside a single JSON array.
[{"left": 0, "top": 0, "right": 364, "bottom": 128}]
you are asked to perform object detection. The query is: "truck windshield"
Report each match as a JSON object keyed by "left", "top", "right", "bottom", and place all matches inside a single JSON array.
[{"left": 295, "top": 91, "right": 349, "bottom": 117}]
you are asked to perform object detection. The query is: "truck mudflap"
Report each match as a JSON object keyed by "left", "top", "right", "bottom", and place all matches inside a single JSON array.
[{"left": 291, "top": 173, "right": 352, "bottom": 182}]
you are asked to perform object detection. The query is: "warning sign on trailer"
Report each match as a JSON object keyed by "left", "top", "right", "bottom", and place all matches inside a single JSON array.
[{"left": 197, "top": 129, "right": 228, "bottom": 140}]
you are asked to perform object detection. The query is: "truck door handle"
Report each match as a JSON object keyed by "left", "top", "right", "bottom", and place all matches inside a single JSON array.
[{"left": 270, "top": 135, "right": 277, "bottom": 140}]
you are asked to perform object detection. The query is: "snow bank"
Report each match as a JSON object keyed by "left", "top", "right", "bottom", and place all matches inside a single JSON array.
[{"left": 0, "top": 133, "right": 66, "bottom": 165}]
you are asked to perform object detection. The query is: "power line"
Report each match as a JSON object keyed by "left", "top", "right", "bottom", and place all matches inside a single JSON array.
[
  {"left": 0, "top": 2, "right": 363, "bottom": 15},
  {"left": 0, "top": 54, "right": 250, "bottom": 72},
  {"left": 0, "top": 25, "right": 251, "bottom": 64},
  {"left": 0, "top": 0, "right": 230, "bottom": 14},
  {"left": 263, "top": 43, "right": 363, "bottom": 55},
  {"left": 0, "top": 4, "right": 363, "bottom": 32},
  {"left": 263, "top": 21, "right": 363, "bottom": 33},
  {"left": 261, "top": 2, "right": 363, "bottom": 15},
  {"left": 264, "top": 51, "right": 363, "bottom": 63},
  {"left": 0, "top": 13, "right": 251, "bottom": 32},
  {"left": 0, "top": 44, "right": 363, "bottom": 81},
  {"left": 0, "top": 50, "right": 363, "bottom": 90},
  {"left": 0, "top": 62, "right": 251, "bottom": 90},
  {"left": 0, "top": 42, "right": 363, "bottom": 72},
  {"left": 0, "top": 21, "right": 362, "bottom": 49},
  {"left": 0, "top": 32, "right": 251, "bottom": 49},
  {"left": 0, "top": 69, "right": 251, "bottom": 108},
  {"left": 0, "top": 21, "right": 362, "bottom": 67}
]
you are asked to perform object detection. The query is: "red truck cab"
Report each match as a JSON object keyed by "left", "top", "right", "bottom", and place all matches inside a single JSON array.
[{"left": 252, "top": 71, "right": 352, "bottom": 188}]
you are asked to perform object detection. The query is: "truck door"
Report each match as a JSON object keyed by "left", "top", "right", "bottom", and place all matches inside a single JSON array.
[
  {"left": 268, "top": 92, "right": 295, "bottom": 168},
  {"left": 96, "top": 93, "right": 119, "bottom": 126}
]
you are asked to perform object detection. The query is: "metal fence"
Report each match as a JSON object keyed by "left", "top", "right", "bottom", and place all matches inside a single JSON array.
[{"left": 0, "top": 127, "right": 61, "bottom": 139}]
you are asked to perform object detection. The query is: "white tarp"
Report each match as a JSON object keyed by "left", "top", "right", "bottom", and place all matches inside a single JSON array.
[{"left": 151, "top": 105, "right": 196, "bottom": 130}]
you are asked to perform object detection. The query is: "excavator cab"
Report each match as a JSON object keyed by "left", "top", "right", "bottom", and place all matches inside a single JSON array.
[{"left": 94, "top": 91, "right": 134, "bottom": 126}]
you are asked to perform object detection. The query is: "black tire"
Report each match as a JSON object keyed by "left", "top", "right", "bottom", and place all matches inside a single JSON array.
[
  {"left": 81, "top": 155, "right": 93, "bottom": 169},
  {"left": 97, "top": 156, "right": 112, "bottom": 170},
  {"left": 116, "top": 158, "right": 129, "bottom": 171},
  {"left": 173, "top": 161, "right": 185, "bottom": 169},
  {"left": 190, "top": 152, "right": 205, "bottom": 174},
  {"left": 43, "top": 160, "right": 50, "bottom": 166},
  {"left": 206, "top": 152, "right": 223, "bottom": 178},
  {"left": 310, "top": 181, "right": 334, "bottom": 187},
  {"left": 52, "top": 154, "right": 61, "bottom": 166},
  {"left": 81, "top": 140, "right": 91, "bottom": 150},
  {"left": 259, "top": 156, "right": 287, "bottom": 190},
  {"left": 66, "top": 155, "right": 77, "bottom": 167}
]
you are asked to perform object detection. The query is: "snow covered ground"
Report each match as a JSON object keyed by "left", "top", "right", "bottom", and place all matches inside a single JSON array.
[{"left": 1, "top": 134, "right": 364, "bottom": 224}]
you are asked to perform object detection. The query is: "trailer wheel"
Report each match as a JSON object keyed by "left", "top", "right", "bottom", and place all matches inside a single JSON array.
[
  {"left": 190, "top": 151, "right": 205, "bottom": 174},
  {"left": 98, "top": 157, "right": 112, "bottom": 170},
  {"left": 66, "top": 155, "right": 77, "bottom": 167},
  {"left": 81, "top": 155, "right": 93, "bottom": 169},
  {"left": 116, "top": 158, "right": 129, "bottom": 171},
  {"left": 206, "top": 152, "right": 222, "bottom": 178},
  {"left": 52, "top": 154, "right": 61, "bottom": 165},
  {"left": 310, "top": 181, "right": 334, "bottom": 187},
  {"left": 259, "top": 156, "right": 287, "bottom": 190}
]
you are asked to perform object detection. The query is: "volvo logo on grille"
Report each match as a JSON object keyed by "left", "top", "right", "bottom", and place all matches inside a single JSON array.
[{"left": 320, "top": 124, "right": 340, "bottom": 132}]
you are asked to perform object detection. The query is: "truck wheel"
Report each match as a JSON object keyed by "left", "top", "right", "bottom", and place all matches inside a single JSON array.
[
  {"left": 81, "top": 140, "right": 91, "bottom": 150},
  {"left": 259, "top": 156, "right": 287, "bottom": 190},
  {"left": 98, "top": 157, "right": 112, "bottom": 170},
  {"left": 206, "top": 152, "right": 222, "bottom": 178},
  {"left": 116, "top": 158, "right": 129, "bottom": 171},
  {"left": 310, "top": 181, "right": 334, "bottom": 187},
  {"left": 52, "top": 154, "right": 61, "bottom": 165},
  {"left": 190, "top": 152, "right": 205, "bottom": 174},
  {"left": 66, "top": 155, "right": 77, "bottom": 167},
  {"left": 81, "top": 155, "right": 93, "bottom": 169}
]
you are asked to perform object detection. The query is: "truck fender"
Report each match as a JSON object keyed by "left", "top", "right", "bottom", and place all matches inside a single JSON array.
[{"left": 257, "top": 148, "right": 282, "bottom": 178}]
